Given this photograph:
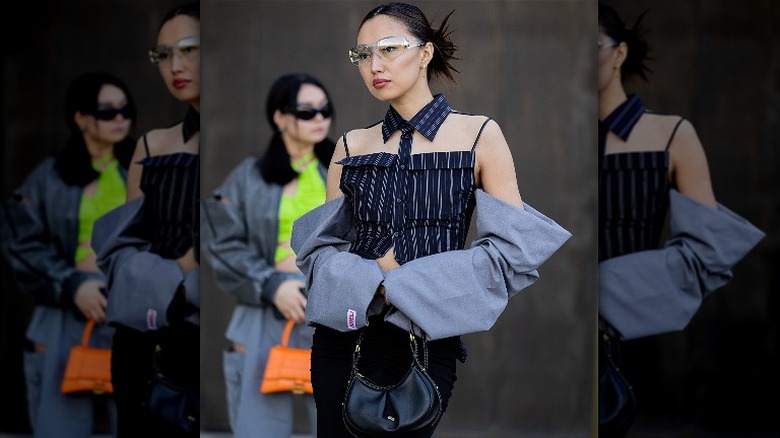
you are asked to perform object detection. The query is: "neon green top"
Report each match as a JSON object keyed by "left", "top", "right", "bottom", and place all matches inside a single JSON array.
[
  {"left": 75, "top": 153, "right": 127, "bottom": 263},
  {"left": 275, "top": 152, "right": 326, "bottom": 263}
]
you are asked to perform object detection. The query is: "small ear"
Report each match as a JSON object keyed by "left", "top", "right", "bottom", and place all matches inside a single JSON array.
[
  {"left": 421, "top": 41, "right": 434, "bottom": 65},
  {"left": 614, "top": 41, "right": 629, "bottom": 70},
  {"left": 273, "top": 109, "right": 288, "bottom": 131},
  {"left": 74, "top": 111, "right": 89, "bottom": 129}
]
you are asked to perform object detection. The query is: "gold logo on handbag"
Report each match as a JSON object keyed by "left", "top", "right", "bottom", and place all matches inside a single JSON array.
[
  {"left": 260, "top": 320, "right": 312, "bottom": 395},
  {"left": 61, "top": 319, "right": 113, "bottom": 394}
]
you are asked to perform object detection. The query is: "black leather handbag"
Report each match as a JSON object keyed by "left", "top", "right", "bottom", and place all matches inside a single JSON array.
[
  {"left": 598, "top": 331, "right": 637, "bottom": 438},
  {"left": 148, "top": 344, "right": 200, "bottom": 434},
  {"left": 343, "top": 322, "right": 442, "bottom": 436}
]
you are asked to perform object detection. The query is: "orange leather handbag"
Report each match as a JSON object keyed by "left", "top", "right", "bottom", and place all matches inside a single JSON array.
[
  {"left": 61, "top": 319, "right": 113, "bottom": 394},
  {"left": 260, "top": 320, "right": 312, "bottom": 395}
]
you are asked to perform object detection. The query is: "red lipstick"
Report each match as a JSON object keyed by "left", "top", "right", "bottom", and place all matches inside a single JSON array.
[{"left": 373, "top": 79, "right": 390, "bottom": 89}]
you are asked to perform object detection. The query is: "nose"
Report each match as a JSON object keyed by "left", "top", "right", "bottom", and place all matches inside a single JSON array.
[
  {"left": 370, "top": 52, "right": 384, "bottom": 73},
  {"left": 170, "top": 50, "right": 184, "bottom": 72}
]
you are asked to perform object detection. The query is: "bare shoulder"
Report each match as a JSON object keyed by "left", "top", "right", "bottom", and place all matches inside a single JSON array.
[
  {"left": 342, "top": 121, "right": 383, "bottom": 156},
  {"left": 644, "top": 113, "right": 703, "bottom": 154},
  {"left": 144, "top": 123, "right": 187, "bottom": 156},
  {"left": 446, "top": 111, "right": 496, "bottom": 135},
  {"left": 642, "top": 113, "right": 694, "bottom": 139}
]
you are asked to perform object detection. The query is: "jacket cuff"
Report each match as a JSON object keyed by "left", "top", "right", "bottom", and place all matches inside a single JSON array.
[{"left": 61, "top": 271, "right": 82, "bottom": 309}]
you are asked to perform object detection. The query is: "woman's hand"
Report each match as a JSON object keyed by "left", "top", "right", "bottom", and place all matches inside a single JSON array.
[
  {"left": 377, "top": 283, "right": 390, "bottom": 306},
  {"left": 74, "top": 279, "right": 107, "bottom": 322},
  {"left": 176, "top": 247, "right": 199, "bottom": 272},
  {"left": 375, "top": 247, "right": 401, "bottom": 272},
  {"left": 273, "top": 279, "right": 307, "bottom": 324}
]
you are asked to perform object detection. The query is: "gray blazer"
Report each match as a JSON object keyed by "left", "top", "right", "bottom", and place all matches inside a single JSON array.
[
  {"left": 201, "top": 156, "right": 324, "bottom": 345},
  {"left": 599, "top": 189, "right": 765, "bottom": 340},
  {"left": 92, "top": 197, "right": 199, "bottom": 332},
  {"left": 291, "top": 189, "right": 572, "bottom": 340},
  {"left": 0, "top": 157, "right": 117, "bottom": 346},
  {"left": 201, "top": 156, "right": 320, "bottom": 436}
]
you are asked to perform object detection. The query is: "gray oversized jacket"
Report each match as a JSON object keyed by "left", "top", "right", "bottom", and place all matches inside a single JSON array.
[
  {"left": 0, "top": 157, "right": 116, "bottom": 347},
  {"left": 201, "top": 156, "right": 325, "bottom": 344},
  {"left": 291, "top": 189, "right": 572, "bottom": 340},
  {"left": 599, "top": 189, "right": 765, "bottom": 340},
  {"left": 92, "top": 196, "right": 199, "bottom": 332}
]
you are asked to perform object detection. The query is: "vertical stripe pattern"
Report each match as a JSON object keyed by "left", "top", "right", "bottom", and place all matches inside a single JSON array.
[
  {"left": 599, "top": 94, "right": 672, "bottom": 262},
  {"left": 139, "top": 152, "right": 200, "bottom": 259},
  {"left": 337, "top": 95, "right": 479, "bottom": 265},
  {"left": 599, "top": 151, "right": 670, "bottom": 262},
  {"left": 601, "top": 94, "right": 645, "bottom": 141}
]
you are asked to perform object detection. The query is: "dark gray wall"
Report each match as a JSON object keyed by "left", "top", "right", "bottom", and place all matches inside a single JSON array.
[
  {"left": 200, "top": 0, "right": 597, "bottom": 435},
  {"left": 0, "top": 0, "right": 187, "bottom": 433},
  {"left": 602, "top": 0, "right": 778, "bottom": 435}
]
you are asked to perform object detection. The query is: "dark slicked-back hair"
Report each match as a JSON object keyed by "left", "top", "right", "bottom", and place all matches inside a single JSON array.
[{"left": 361, "top": 2, "right": 460, "bottom": 83}]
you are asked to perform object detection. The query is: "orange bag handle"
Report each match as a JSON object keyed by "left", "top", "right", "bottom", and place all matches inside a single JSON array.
[
  {"left": 280, "top": 320, "right": 295, "bottom": 347},
  {"left": 81, "top": 319, "right": 96, "bottom": 347}
]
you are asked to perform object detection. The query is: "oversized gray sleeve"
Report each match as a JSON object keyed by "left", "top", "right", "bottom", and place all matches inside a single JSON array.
[
  {"left": 599, "top": 189, "right": 765, "bottom": 340},
  {"left": 92, "top": 198, "right": 196, "bottom": 332},
  {"left": 201, "top": 196, "right": 286, "bottom": 306},
  {"left": 291, "top": 197, "right": 385, "bottom": 332},
  {"left": 381, "top": 189, "right": 572, "bottom": 340},
  {"left": 0, "top": 161, "right": 76, "bottom": 305}
]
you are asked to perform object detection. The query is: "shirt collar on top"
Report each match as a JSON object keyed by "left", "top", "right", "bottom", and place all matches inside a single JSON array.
[
  {"left": 182, "top": 105, "right": 200, "bottom": 143},
  {"left": 381, "top": 93, "right": 452, "bottom": 143},
  {"left": 601, "top": 93, "right": 645, "bottom": 141}
]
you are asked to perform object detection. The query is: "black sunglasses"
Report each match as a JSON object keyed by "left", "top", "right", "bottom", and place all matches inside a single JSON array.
[
  {"left": 94, "top": 106, "right": 133, "bottom": 121},
  {"left": 287, "top": 104, "right": 333, "bottom": 121}
]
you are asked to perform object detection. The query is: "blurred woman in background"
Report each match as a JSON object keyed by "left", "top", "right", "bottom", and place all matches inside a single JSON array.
[
  {"left": 1, "top": 71, "right": 136, "bottom": 437},
  {"left": 202, "top": 72, "right": 335, "bottom": 437}
]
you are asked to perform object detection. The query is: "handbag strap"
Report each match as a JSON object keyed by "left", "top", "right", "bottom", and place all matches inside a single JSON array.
[
  {"left": 352, "top": 321, "right": 429, "bottom": 374},
  {"left": 280, "top": 320, "right": 295, "bottom": 347},
  {"left": 81, "top": 319, "right": 96, "bottom": 347}
]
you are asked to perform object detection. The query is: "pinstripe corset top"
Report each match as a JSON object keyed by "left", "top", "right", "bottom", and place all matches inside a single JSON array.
[
  {"left": 139, "top": 152, "right": 200, "bottom": 259},
  {"left": 338, "top": 94, "right": 487, "bottom": 265},
  {"left": 599, "top": 94, "right": 675, "bottom": 262}
]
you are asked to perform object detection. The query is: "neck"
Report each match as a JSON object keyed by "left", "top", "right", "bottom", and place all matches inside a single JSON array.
[
  {"left": 83, "top": 135, "right": 114, "bottom": 162},
  {"left": 189, "top": 99, "right": 200, "bottom": 113},
  {"left": 282, "top": 134, "right": 315, "bottom": 162},
  {"left": 598, "top": 80, "right": 628, "bottom": 120},
  {"left": 390, "top": 83, "right": 434, "bottom": 121}
]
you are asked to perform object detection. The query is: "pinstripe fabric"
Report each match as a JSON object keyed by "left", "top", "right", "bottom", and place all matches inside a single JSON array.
[
  {"left": 602, "top": 93, "right": 644, "bottom": 141},
  {"left": 338, "top": 94, "right": 480, "bottom": 265},
  {"left": 599, "top": 151, "right": 670, "bottom": 262},
  {"left": 598, "top": 94, "right": 670, "bottom": 262},
  {"left": 139, "top": 152, "right": 200, "bottom": 259}
]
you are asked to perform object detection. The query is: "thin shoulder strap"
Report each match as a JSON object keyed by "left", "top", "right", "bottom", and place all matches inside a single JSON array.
[
  {"left": 341, "top": 132, "right": 350, "bottom": 157},
  {"left": 471, "top": 117, "right": 492, "bottom": 151},
  {"left": 665, "top": 117, "right": 685, "bottom": 152},
  {"left": 142, "top": 133, "right": 151, "bottom": 158}
]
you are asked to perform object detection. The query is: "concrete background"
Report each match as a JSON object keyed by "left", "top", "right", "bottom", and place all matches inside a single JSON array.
[{"left": 601, "top": 1, "right": 778, "bottom": 435}]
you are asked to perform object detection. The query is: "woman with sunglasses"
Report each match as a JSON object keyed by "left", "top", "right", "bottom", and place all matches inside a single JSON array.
[
  {"left": 0, "top": 71, "right": 136, "bottom": 437},
  {"left": 290, "top": 3, "right": 570, "bottom": 436},
  {"left": 92, "top": 2, "right": 200, "bottom": 436},
  {"left": 202, "top": 72, "right": 335, "bottom": 437}
]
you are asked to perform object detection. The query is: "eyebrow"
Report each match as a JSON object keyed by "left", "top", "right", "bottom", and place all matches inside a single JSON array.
[
  {"left": 357, "top": 35, "right": 403, "bottom": 46},
  {"left": 155, "top": 35, "right": 199, "bottom": 47}
]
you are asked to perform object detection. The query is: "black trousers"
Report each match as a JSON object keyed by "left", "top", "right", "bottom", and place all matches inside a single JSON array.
[
  {"left": 111, "top": 322, "right": 199, "bottom": 438},
  {"left": 311, "top": 317, "right": 461, "bottom": 437}
]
